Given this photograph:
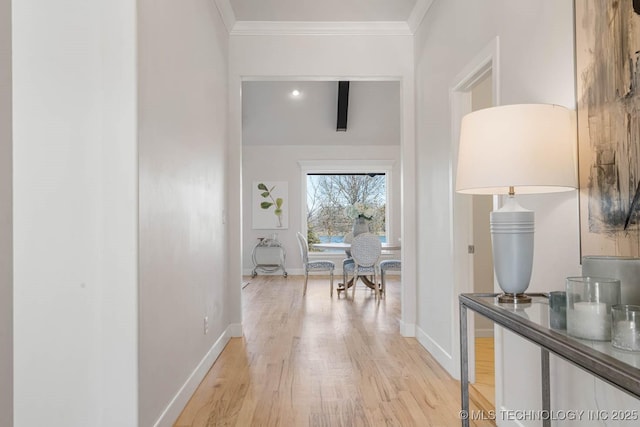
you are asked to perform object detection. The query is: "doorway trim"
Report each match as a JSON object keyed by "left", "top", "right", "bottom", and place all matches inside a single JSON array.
[{"left": 449, "top": 36, "right": 500, "bottom": 386}]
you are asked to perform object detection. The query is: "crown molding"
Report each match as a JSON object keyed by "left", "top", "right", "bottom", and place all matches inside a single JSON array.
[
  {"left": 407, "top": 0, "right": 434, "bottom": 34},
  {"left": 213, "top": 0, "right": 433, "bottom": 36},
  {"left": 213, "top": 0, "right": 236, "bottom": 33},
  {"left": 229, "top": 21, "right": 413, "bottom": 36}
]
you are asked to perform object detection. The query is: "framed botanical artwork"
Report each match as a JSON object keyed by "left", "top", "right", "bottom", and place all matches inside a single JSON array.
[
  {"left": 576, "top": 0, "right": 640, "bottom": 256},
  {"left": 252, "top": 181, "right": 288, "bottom": 229}
]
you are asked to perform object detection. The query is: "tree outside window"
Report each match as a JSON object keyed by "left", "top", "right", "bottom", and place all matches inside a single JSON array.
[{"left": 306, "top": 174, "right": 386, "bottom": 251}]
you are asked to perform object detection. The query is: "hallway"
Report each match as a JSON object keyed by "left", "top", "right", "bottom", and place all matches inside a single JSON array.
[{"left": 174, "top": 275, "right": 493, "bottom": 426}]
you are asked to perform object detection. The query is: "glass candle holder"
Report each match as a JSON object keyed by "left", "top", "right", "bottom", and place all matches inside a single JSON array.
[
  {"left": 611, "top": 304, "right": 640, "bottom": 351},
  {"left": 549, "top": 291, "right": 567, "bottom": 330},
  {"left": 566, "top": 276, "right": 621, "bottom": 341}
]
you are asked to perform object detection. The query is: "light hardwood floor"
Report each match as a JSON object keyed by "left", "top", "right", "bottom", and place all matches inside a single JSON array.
[
  {"left": 471, "top": 337, "right": 495, "bottom": 413},
  {"left": 174, "top": 275, "right": 495, "bottom": 426}
]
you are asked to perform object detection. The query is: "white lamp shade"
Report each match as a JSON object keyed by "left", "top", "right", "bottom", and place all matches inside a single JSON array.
[{"left": 456, "top": 104, "right": 577, "bottom": 195}]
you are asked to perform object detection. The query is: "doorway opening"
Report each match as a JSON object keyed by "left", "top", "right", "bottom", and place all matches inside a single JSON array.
[
  {"left": 450, "top": 37, "right": 500, "bottom": 414},
  {"left": 469, "top": 72, "right": 495, "bottom": 412},
  {"left": 239, "top": 79, "right": 406, "bottom": 320}
]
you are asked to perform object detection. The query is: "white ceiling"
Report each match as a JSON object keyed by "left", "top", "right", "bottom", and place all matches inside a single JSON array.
[
  {"left": 242, "top": 81, "right": 400, "bottom": 147},
  {"left": 229, "top": 0, "right": 418, "bottom": 22}
]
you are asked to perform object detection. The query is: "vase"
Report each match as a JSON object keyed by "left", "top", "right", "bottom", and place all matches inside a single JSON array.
[
  {"left": 566, "top": 276, "right": 620, "bottom": 341},
  {"left": 582, "top": 256, "right": 640, "bottom": 305},
  {"left": 352, "top": 217, "right": 370, "bottom": 237}
]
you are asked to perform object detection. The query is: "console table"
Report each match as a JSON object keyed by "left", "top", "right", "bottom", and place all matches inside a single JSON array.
[{"left": 459, "top": 293, "right": 640, "bottom": 427}]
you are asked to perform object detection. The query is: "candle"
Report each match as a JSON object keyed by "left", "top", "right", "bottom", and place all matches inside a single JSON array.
[
  {"left": 549, "top": 291, "right": 567, "bottom": 330},
  {"left": 565, "top": 277, "right": 621, "bottom": 341},
  {"left": 612, "top": 320, "right": 640, "bottom": 351},
  {"left": 567, "top": 301, "right": 610, "bottom": 340}
]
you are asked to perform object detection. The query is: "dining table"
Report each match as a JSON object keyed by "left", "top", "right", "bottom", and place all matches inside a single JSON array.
[
  {"left": 311, "top": 242, "right": 402, "bottom": 252},
  {"left": 311, "top": 241, "right": 401, "bottom": 293}
]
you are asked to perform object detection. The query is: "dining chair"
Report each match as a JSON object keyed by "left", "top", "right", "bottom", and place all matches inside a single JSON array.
[
  {"left": 342, "top": 258, "right": 355, "bottom": 291},
  {"left": 379, "top": 259, "right": 401, "bottom": 299},
  {"left": 341, "top": 231, "right": 355, "bottom": 288},
  {"left": 343, "top": 232, "right": 354, "bottom": 258},
  {"left": 296, "top": 232, "right": 336, "bottom": 296},
  {"left": 349, "top": 232, "right": 382, "bottom": 300}
]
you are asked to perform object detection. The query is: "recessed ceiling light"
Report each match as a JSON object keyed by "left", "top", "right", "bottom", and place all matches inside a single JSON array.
[{"left": 291, "top": 89, "right": 301, "bottom": 97}]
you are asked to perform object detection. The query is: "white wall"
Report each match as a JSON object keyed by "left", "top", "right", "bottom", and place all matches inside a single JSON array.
[
  {"left": 13, "top": 1, "right": 138, "bottom": 426},
  {"left": 415, "top": 1, "right": 640, "bottom": 425},
  {"left": 415, "top": 0, "right": 577, "bottom": 364},
  {"left": 137, "top": 1, "right": 236, "bottom": 426},
  {"left": 229, "top": 33, "right": 418, "bottom": 334},
  {"left": 13, "top": 1, "right": 236, "bottom": 425},
  {"left": 0, "top": 0, "right": 12, "bottom": 425},
  {"left": 242, "top": 145, "right": 401, "bottom": 274}
]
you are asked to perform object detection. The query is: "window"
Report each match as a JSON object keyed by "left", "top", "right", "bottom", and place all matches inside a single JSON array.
[
  {"left": 306, "top": 173, "right": 386, "bottom": 249},
  {"left": 299, "top": 160, "right": 394, "bottom": 255}
]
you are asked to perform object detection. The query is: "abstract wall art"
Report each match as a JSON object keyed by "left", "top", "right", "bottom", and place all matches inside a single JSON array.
[{"left": 576, "top": 0, "right": 640, "bottom": 256}]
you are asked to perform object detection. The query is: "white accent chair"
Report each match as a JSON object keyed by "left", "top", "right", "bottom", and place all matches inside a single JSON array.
[
  {"left": 349, "top": 232, "right": 382, "bottom": 300},
  {"left": 296, "top": 232, "right": 336, "bottom": 296},
  {"left": 341, "top": 231, "right": 355, "bottom": 290},
  {"left": 342, "top": 231, "right": 354, "bottom": 258},
  {"left": 342, "top": 258, "right": 355, "bottom": 289}
]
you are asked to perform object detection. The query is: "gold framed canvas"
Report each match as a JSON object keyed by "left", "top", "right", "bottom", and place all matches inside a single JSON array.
[{"left": 576, "top": 0, "right": 640, "bottom": 256}]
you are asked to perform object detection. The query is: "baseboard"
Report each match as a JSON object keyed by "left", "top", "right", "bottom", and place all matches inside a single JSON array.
[
  {"left": 495, "top": 405, "right": 526, "bottom": 427},
  {"left": 242, "top": 268, "right": 302, "bottom": 275},
  {"left": 242, "top": 268, "right": 346, "bottom": 276},
  {"left": 153, "top": 324, "right": 239, "bottom": 427},
  {"left": 399, "top": 319, "right": 416, "bottom": 337},
  {"left": 227, "top": 322, "right": 242, "bottom": 337},
  {"left": 415, "top": 325, "right": 455, "bottom": 376}
]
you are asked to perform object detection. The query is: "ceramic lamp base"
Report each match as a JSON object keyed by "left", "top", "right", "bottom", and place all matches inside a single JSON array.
[{"left": 491, "top": 196, "right": 535, "bottom": 299}]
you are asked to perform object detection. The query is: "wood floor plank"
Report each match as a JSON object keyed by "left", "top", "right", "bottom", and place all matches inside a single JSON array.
[
  {"left": 471, "top": 337, "right": 495, "bottom": 412},
  {"left": 174, "top": 275, "right": 495, "bottom": 426}
]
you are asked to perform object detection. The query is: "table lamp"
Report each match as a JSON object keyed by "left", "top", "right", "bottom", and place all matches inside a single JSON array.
[{"left": 456, "top": 104, "right": 577, "bottom": 303}]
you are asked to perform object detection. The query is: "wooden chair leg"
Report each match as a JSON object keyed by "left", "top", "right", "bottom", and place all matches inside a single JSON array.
[{"left": 303, "top": 271, "right": 309, "bottom": 295}]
